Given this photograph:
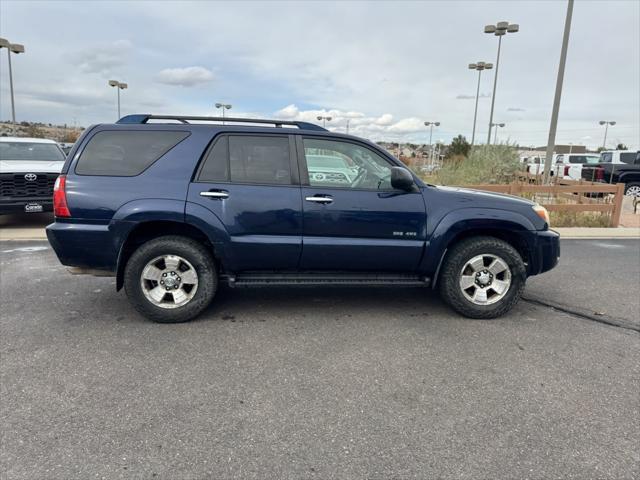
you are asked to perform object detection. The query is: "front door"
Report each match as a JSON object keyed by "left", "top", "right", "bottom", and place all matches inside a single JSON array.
[
  {"left": 187, "top": 133, "right": 302, "bottom": 271},
  {"left": 297, "top": 136, "right": 427, "bottom": 272}
]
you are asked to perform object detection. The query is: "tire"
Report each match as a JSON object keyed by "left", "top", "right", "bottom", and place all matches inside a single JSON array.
[
  {"left": 438, "top": 236, "right": 526, "bottom": 319},
  {"left": 124, "top": 235, "right": 217, "bottom": 323},
  {"left": 624, "top": 182, "right": 640, "bottom": 196}
]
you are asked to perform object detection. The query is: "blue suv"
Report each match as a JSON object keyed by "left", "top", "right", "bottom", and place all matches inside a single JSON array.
[{"left": 46, "top": 115, "right": 560, "bottom": 323}]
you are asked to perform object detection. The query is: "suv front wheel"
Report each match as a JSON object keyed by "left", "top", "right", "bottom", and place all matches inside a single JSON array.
[
  {"left": 124, "top": 236, "right": 217, "bottom": 323},
  {"left": 439, "top": 236, "right": 526, "bottom": 319}
]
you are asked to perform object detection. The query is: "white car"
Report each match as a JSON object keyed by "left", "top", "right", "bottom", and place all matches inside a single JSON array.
[
  {"left": 526, "top": 153, "right": 600, "bottom": 180},
  {"left": 0, "top": 137, "right": 66, "bottom": 215},
  {"left": 553, "top": 153, "right": 601, "bottom": 180}
]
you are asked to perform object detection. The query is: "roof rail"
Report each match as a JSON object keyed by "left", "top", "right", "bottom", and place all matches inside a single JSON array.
[{"left": 116, "top": 114, "right": 327, "bottom": 132}]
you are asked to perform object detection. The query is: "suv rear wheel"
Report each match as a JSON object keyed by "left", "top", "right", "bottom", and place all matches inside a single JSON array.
[
  {"left": 438, "top": 236, "right": 526, "bottom": 319},
  {"left": 124, "top": 236, "right": 217, "bottom": 323}
]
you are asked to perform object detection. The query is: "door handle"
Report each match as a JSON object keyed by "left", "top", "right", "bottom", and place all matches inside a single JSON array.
[
  {"left": 305, "top": 195, "right": 333, "bottom": 204},
  {"left": 200, "top": 190, "right": 229, "bottom": 199}
]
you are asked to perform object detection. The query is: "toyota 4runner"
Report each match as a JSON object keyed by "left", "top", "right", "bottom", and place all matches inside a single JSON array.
[{"left": 46, "top": 115, "right": 560, "bottom": 323}]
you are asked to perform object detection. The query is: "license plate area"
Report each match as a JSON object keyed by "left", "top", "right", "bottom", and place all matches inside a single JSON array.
[{"left": 24, "top": 203, "right": 44, "bottom": 213}]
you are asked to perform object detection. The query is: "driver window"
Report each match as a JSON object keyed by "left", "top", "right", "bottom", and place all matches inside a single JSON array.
[{"left": 302, "top": 138, "right": 393, "bottom": 190}]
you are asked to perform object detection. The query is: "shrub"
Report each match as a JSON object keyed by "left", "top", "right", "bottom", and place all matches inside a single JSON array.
[{"left": 435, "top": 144, "right": 520, "bottom": 185}]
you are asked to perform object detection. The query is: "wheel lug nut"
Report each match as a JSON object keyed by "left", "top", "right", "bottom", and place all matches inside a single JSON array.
[
  {"left": 160, "top": 280, "right": 164, "bottom": 284},
  {"left": 162, "top": 273, "right": 167, "bottom": 277}
]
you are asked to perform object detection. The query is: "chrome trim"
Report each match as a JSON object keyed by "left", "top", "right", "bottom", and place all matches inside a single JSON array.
[
  {"left": 200, "top": 191, "right": 229, "bottom": 199},
  {"left": 305, "top": 196, "right": 333, "bottom": 204}
]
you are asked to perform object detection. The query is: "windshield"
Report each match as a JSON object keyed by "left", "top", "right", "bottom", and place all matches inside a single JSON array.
[
  {"left": 585, "top": 155, "right": 600, "bottom": 164},
  {"left": 0, "top": 142, "right": 65, "bottom": 161}
]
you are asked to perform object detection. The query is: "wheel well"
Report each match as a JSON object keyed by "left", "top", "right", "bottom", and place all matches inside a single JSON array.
[
  {"left": 116, "top": 221, "right": 213, "bottom": 291},
  {"left": 433, "top": 228, "right": 531, "bottom": 287}
]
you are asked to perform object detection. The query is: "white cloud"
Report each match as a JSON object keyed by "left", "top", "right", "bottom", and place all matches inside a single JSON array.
[{"left": 156, "top": 66, "right": 215, "bottom": 87}]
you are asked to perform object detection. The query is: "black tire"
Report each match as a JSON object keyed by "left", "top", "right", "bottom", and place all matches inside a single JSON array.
[
  {"left": 623, "top": 182, "right": 640, "bottom": 196},
  {"left": 124, "top": 235, "right": 217, "bottom": 323},
  {"left": 438, "top": 236, "right": 526, "bottom": 319}
]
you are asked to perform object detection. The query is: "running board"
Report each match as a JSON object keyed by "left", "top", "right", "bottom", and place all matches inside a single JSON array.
[{"left": 223, "top": 272, "right": 430, "bottom": 287}]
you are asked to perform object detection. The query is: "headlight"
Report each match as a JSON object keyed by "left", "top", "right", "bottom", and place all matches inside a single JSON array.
[{"left": 532, "top": 204, "right": 550, "bottom": 225}]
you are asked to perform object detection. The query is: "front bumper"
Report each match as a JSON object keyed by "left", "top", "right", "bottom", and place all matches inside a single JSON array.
[
  {"left": 529, "top": 229, "right": 560, "bottom": 275},
  {"left": 0, "top": 199, "right": 53, "bottom": 215}
]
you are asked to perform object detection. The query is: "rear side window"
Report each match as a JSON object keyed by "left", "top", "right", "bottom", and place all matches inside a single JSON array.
[
  {"left": 230, "top": 136, "right": 291, "bottom": 185},
  {"left": 75, "top": 131, "right": 189, "bottom": 176},
  {"left": 620, "top": 152, "right": 636, "bottom": 164}
]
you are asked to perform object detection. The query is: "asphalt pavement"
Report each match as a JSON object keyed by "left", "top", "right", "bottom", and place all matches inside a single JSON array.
[{"left": 1, "top": 240, "right": 639, "bottom": 479}]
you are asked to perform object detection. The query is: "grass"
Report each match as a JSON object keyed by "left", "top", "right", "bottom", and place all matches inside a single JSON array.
[{"left": 549, "top": 211, "right": 612, "bottom": 228}]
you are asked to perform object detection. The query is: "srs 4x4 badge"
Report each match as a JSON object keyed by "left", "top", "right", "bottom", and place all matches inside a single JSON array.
[{"left": 393, "top": 231, "right": 417, "bottom": 237}]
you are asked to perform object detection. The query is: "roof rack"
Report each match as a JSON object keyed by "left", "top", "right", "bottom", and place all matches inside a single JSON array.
[{"left": 116, "top": 114, "right": 328, "bottom": 132}]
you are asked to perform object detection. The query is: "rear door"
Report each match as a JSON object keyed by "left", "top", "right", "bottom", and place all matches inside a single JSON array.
[
  {"left": 187, "top": 133, "right": 302, "bottom": 271},
  {"left": 297, "top": 136, "right": 427, "bottom": 272}
]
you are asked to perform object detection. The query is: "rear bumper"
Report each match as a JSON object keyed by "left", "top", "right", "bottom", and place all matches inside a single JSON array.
[
  {"left": 46, "top": 221, "right": 118, "bottom": 272},
  {"left": 529, "top": 229, "right": 560, "bottom": 275},
  {"left": 0, "top": 198, "right": 53, "bottom": 215}
]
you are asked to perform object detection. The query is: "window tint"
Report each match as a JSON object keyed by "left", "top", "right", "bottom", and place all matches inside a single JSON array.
[
  {"left": 198, "top": 136, "right": 229, "bottom": 182},
  {"left": 303, "top": 138, "right": 393, "bottom": 190},
  {"left": 620, "top": 152, "right": 636, "bottom": 164},
  {"left": 229, "top": 136, "right": 291, "bottom": 185},
  {"left": 569, "top": 155, "right": 587, "bottom": 164},
  {"left": 76, "top": 131, "right": 189, "bottom": 176},
  {"left": 600, "top": 153, "right": 613, "bottom": 163}
]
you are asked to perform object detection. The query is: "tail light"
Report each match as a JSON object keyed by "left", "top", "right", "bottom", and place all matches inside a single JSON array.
[
  {"left": 563, "top": 165, "right": 570, "bottom": 176},
  {"left": 53, "top": 175, "right": 71, "bottom": 217},
  {"left": 594, "top": 167, "right": 604, "bottom": 181}
]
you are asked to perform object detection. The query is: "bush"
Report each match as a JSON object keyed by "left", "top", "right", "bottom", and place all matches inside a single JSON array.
[{"left": 435, "top": 144, "right": 520, "bottom": 185}]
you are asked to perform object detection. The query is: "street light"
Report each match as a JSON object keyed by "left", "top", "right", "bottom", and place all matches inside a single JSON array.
[
  {"left": 215, "top": 102, "right": 232, "bottom": 124},
  {"left": 599, "top": 120, "right": 616, "bottom": 149},
  {"left": 0, "top": 37, "right": 26, "bottom": 127},
  {"left": 108, "top": 80, "right": 127, "bottom": 119},
  {"left": 491, "top": 122, "right": 506, "bottom": 144},
  {"left": 484, "top": 21, "right": 519, "bottom": 144},
  {"left": 424, "top": 121, "right": 440, "bottom": 165},
  {"left": 317, "top": 115, "right": 332, "bottom": 128},
  {"left": 468, "top": 61, "right": 493, "bottom": 145},
  {"left": 346, "top": 119, "right": 350, "bottom": 135}
]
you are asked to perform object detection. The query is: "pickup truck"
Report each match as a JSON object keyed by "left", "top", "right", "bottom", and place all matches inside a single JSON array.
[
  {"left": 526, "top": 153, "right": 600, "bottom": 180},
  {"left": 581, "top": 151, "right": 640, "bottom": 195},
  {"left": 46, "top": 114, "right": 560, "bottom": 323},
  {"left": 0, "top": 137, "right": 66, "bottom": 215}
]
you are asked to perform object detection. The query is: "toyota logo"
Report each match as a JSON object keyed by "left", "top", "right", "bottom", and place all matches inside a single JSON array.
[{"left": 24, "top": 173, "right": 38, "bottom": 182}]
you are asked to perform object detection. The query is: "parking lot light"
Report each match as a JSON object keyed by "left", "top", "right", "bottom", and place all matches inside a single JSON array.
[
  {"left": 108, "top": 80, "right": 128, "bottom": 119},
  {"left": 484, "top": 21, "right": 519, "bottom": 144},
  {"left": 215, "top": 103, "right": 232, "bottom": 124},
  {"left": 424, "top": 121, "right": 440, "bottom": 166},
  {"left": 599, "top": 121, "right": 616, "bottom": 149},
  {"left": 317, "top": 115, "right": 332, "bottom": 128},
  {"left": 491, "top": 122, "right": 506, "bottom": 144},
  {"left": 468, "top": 61, "right": 493, "bottom": 145},
  {"left": 0, "top": 37, "right": 26, "bottom": 128}
]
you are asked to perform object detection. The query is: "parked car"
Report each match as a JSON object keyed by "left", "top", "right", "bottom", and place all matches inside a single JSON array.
[
  {"left": 59, "top": 142, "right": 75, "bottom": 155},
  {"left": 0, "top": 137, "right": 66, "bottom": 215},
  {"left": 582, "top": 151, "right": 640, "bottom": 195},
  {"left": 553, "top": 153, "right": 601, "bottom": 180},
  {"left": 46, "top": 114, "right": 559, "bottom": 323},
  {"left": 306, "top": 154, "right": 359, "bottom": 185}
]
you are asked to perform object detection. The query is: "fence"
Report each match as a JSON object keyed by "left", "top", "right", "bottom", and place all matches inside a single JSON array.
[{"left": 461, "top": 175, "right": 625, "bottom": 227}]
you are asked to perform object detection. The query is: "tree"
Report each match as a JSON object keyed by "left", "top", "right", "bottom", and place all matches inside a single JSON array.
[
  {"left": 616, "top": 143, "right": 628, "bottom": 150},
  {"left": 25, "top": 124, "right": 46, "bottom": 138},
  {"left": 447, "top": 135, "right": 471, "bottom": 158}
]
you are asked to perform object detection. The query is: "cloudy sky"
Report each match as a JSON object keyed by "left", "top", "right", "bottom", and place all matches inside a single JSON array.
[{"left": 1, "top": 0, "right": 638, "bottom": 149}]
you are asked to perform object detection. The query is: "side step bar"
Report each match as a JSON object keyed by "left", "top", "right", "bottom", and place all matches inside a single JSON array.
[{"left": 223, "top": 273, "right": 430, "bottom": 287}]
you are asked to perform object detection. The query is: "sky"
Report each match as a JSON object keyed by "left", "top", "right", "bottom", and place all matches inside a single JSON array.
[{"left": 1, "top": 0, "right": 639, "bottom": 149}]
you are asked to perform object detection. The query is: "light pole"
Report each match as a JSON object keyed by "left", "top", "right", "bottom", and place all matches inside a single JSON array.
[
  {"left": 215, "top": 103, "right": 232, "bottom": 124},
  {"left": 599, "top": 121, "right": 616, "bottom": 149},
  {"left": 108, "top": 80, "right": 127, "bottom": 119},
  {"left": 317, "top": 115, "right": 332, "bottom": 128},
  {"left": 491, "top": 122, "right": 505, "bottom": 144},
  {"left": 0, "top": 38, "right": 26, "bottom": 127},
  {"left": 424, "top": 121, "right": 440, "bottom": 165},
  {"left": 543, "top": 0, "right": 574, "bottom": 183},
  {"left": 346, "top": 119, "right": 350, "bottom": 135},
  {"left": 468, "top": 61, "right": 493, "bottom": 145},
  {"left": 484, "top": 21, "right": 519, "bottom": 144}
]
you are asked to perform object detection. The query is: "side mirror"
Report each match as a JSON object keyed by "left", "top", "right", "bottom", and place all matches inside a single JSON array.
[{"left": 390, "top": 167, "right": 416, "bottom": 191}]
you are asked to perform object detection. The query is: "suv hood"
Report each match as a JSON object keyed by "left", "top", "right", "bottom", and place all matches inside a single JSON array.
[
  {"left": 0, "top": 160, "right": 65, "bottom": 174},
  {"left": 435, "top": 185, "right": 535, "bottom": 207}
]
